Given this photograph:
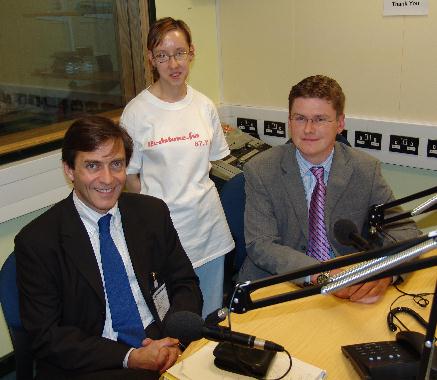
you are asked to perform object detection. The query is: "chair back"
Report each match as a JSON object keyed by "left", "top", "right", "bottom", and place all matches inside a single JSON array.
[
  {"left": 336, "top": 133, "right": 351, "bottom": 146},
  {"left": 0, "top": 252, "right": 34, "bottom": 380},
  {"left": 219, "top": 172, "right": 247, "bottom": 273}
]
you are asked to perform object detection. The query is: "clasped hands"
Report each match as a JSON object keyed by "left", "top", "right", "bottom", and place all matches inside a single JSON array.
[{"left": 127, "top": 337, "right": 181, "bottom": 374}]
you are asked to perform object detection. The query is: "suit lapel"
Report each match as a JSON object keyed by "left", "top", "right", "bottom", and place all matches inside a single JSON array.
[
  {"left": 118, "top": 195, "right": 152, "bottom": 303},
  {"left": 280, "top": 144, "right": 310, "bottom": 240},
  {"left": 325, "top": 143, "right": 353, "bottom": 231},
  {"left": 60, "top": 194, "right": 105, "bottom": 306},
  {"left": 119, "top": 195, "right": 167, "bottom": 331}
]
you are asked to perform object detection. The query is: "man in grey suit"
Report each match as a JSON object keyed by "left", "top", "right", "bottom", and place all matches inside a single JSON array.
[{"left": 238, "top": 75, "right": 419, "bottom": 303}]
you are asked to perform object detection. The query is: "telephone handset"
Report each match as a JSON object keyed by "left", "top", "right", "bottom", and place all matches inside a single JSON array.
[{"left": 341, "top": 331, "right": 436, "bottom": 379}]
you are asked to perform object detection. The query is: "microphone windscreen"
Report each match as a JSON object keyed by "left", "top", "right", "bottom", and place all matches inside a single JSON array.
[
  {"left": 334, "top": 219, "right": 358, "bottom": 245},
  {"left": 164, "top": 311, "right": 203, "bottom": 342}
]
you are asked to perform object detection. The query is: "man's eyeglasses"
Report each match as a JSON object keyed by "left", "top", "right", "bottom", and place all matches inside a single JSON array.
[
  {"left": 153, "top": 50, "right": 190, "bottom": 64},
  {"left": 290, "top": 114, "right": 336, "bottom": 127}
]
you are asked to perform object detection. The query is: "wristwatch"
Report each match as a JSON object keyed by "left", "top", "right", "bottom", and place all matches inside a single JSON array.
[{"left": 316, "top": 271, "right": 331, "bottom": 285}]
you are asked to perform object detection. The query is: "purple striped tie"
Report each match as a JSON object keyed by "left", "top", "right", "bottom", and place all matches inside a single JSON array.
[{"left": 307, "top": 167, "right": 331, "bottom": 261}]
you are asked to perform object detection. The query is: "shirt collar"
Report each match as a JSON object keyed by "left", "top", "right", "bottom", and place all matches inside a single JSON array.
[
  {"left": 296, "top": 148, "right": 334, "bottom": 178},
  {"left": 72, "top": 191, "right": 121, "bottom": 231}
]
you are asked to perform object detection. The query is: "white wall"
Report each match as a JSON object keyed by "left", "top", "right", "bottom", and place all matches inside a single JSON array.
[
  {"left": 218, "top": 1, "right": 437, "bottom": 124},
  {"left": 155, "top": 0, "right": 221, "bottom": 103}
]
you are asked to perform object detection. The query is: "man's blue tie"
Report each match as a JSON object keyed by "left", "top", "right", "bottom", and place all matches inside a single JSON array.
[{"left": 98, "top": 214, "right": 145, "bottom": 347}]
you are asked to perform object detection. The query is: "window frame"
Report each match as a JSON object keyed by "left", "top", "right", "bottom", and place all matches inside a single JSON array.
[
  {"left": 0, "top": 0, "right": 154, "bottom": 222},
  {"left": 0, "top": 0, "right": 154, "bottom": 159}
]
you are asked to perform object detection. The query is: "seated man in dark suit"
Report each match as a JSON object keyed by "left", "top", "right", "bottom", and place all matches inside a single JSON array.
[
  {"left": 15, "top": 116, "right": 203, "bottom": 380},
  {"left": 238, "top": 75, "right": 420, "bottom": 303}
]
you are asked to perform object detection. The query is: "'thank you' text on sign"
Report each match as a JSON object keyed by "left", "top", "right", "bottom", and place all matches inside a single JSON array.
[{"left": 383, "top": 0, "right": 428, "bottom": 16}]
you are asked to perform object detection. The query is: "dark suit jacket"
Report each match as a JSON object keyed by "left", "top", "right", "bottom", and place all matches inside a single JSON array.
[
  {"left": 238, "top": 142, "right": 420, "bottom": 282},
  {"left": 15, "top": 192, "right": 202, "bottom": 379}
]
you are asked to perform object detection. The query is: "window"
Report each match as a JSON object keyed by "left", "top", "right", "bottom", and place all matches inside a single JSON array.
[{"left": 0, "top": 0, "right": 153, "bottom": 164}]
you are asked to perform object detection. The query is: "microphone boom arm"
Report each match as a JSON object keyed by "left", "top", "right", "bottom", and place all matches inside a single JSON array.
[
  {"left": 369, "top": 186, "right": 437, "bottom": 233},
  {"left": 231, "top": 234, "right": 435, "bottom": 314}
]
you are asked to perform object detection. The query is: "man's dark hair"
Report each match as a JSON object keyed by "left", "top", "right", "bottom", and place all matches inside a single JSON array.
[
  {"left": 288, "top": 75, "right": 346, "bottom": 116},
  {"left": 62, "top": 115, "right": 133, "bottom": 168}
]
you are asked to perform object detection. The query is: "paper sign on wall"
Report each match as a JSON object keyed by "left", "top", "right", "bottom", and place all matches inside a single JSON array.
[{"left": 383, "top": 0, "right": 428, "bottom": 16}]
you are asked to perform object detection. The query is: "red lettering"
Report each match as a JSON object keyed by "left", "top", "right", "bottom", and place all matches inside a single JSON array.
[{"left": 148, "top": 132, "right": 201, "bottom": 147}]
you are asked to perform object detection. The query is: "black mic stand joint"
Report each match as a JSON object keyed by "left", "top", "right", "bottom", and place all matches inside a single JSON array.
[{"left": 369, "top": 186, "right": 437, "bottom": 235}]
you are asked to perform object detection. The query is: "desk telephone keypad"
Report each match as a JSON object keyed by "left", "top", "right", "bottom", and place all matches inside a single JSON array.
[{"left": 342, "top": 341, "right": 420, "bottom": 379}]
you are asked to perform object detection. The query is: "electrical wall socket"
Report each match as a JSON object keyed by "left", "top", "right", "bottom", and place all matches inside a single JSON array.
[
  {"left": 389, "top": 135, "right": 419, "bottom": 155},
  {"left": 354, "top": 131, "right": 382, "bottom": 150},
  {"left": 237, "top": 117, "right": 258, "bottom": 137},
  {"left": 218, "top": 105, "right": 437, "bottom": 170},
  {"left": 264, "top": 120, "right": 286, "bottom": 137},
  {"left": 427, "top": 139, "right": 437, "bottom": 158}
]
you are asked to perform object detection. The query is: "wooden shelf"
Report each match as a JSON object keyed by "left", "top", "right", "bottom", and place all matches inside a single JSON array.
[
  {"left": 0, "top": 109, "right": 122, "bottom": 156},
  {"left": 0, "top": 121, "right": 69, "bottom": 156},
  {"left": 33, "top": 70, "right": 119, "bottom": 82}
]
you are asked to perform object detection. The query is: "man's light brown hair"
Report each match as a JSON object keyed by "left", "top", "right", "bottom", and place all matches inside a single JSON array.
[{"left": 288, "top": 75, "right": 345, "bottom": 117}]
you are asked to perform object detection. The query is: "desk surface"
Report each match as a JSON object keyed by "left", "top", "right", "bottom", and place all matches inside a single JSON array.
[{"left": 175, "top": 252, "right": 436, "bottom": 379}]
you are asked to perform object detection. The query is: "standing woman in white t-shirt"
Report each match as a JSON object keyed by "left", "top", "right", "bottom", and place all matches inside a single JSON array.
[{"left": 120, "top": 17, "right": 235, "bottom": 317}]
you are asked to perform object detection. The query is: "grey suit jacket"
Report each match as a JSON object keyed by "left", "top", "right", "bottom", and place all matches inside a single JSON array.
[{"left": 238, "top": 142, "right": 420, "bottom": 282}]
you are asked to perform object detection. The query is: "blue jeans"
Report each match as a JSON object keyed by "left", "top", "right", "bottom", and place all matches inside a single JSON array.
[{"left": 195, "top": 255, "right": 225, "bottom": 319}]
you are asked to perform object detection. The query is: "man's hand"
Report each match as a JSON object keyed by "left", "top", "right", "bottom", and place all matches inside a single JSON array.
[
  {"left": 333, "top": 277, "right": 392, "bottom": 304},
  {"left": 127, "top": 337, "right": 181, "bottom": 374},
  {"left": 311, "top": 268, "right": 392, "bottom": 303}
]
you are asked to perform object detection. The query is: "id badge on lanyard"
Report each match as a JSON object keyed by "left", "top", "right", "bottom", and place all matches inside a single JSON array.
[{"left": 149, "top": 272, "right": 170, "bottom": 321}]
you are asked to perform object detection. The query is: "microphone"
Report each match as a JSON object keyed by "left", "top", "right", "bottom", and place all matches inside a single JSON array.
[
  {"left": 334, "top": 219, "right": 371, "bottom": 250},
  {"left": 205, "top": 307, "right": 228, "bottom": 325},
  {"left": 165, "top": 311, "right": 284, "bottom": 352}
]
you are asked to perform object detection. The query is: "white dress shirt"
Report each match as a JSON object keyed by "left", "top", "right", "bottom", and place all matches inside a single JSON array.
[{"left": 72, "top": 192, "right": 153, "bottom": 365}]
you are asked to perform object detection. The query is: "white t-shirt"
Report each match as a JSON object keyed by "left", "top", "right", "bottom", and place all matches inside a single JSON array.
[{"left": 120, "top": 85, "right": 235, "bottom": 268}]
